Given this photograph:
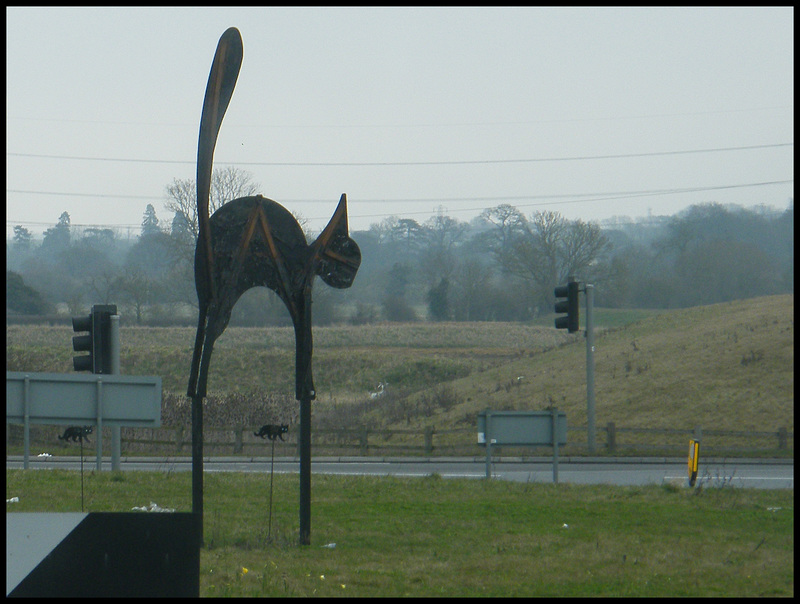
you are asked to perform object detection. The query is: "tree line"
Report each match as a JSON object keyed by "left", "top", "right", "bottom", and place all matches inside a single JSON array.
[{"left": 6, "top": 168, "right": 793, "bottom": 325}]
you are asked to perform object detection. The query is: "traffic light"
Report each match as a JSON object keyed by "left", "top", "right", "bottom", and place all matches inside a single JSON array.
[
  {"left": 554, "top": 279, "right": 580, "bottom": 333},
  {"left": 72, "top": 312, "right": 95, "bottom": 372},
  {"left": 72, "top": 304, "right": 117, "bottom": 373}
]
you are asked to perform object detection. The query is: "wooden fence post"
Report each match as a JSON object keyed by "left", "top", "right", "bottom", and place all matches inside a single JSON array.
[
  {"left": 424, "top": 427, "right": 434, "bottom": 456},
  {"left": 606, "top": 421, "right": 616, "bottom": 452},
  {"left": 175, "top": 425, "right": 184, "bottom": 452},
  {"left": 233, "top": 426, "right": 243, "bottom": 454},
  {"left": 778, "top": 427, "right": 788, "bottom": 449}
]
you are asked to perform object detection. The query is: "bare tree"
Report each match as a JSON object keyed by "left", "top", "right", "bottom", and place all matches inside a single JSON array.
[
  {"left": 481, "top": 204, "right": 527, "bottom": 253},
  {"left": 418, "top": 245, "right": 458, "bottom": 290},
  {"left": 116, "top": 268, "right": 158, "bottom": 325},
  {"left": 453, "top": 257, "right": 493, "bottom": 321},
  {"left": 211, "top": 165, "right": 261, "bottom": 213},
  {"left": 505, "top": 210, "right": 566, "bottom": 293},
  {"left": 163, "top": 166, "right": 261, "bottom": 263},
  {"left": 164, "top": 178, "right": 197, "bottom": 235},
  {"left": 88, "top": 269, "right": 122, "bottom": 305},
  {"left": 424, "top": 210, "right": 468, "bottom": 252},
  {"left": 368, "top": 215, "right": 401, "bottom": 246},
  {"left": 498, "top": 210, "right": 610, "bottom": 307},
  {"left": 560, "top": 219, "right": 611, "bottom": 277},
  {"left": 163, "top": 166, "right": 261, "bottom": 240}
]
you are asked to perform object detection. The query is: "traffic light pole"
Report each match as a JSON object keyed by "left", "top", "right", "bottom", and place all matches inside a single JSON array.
[
  {"left": 110, "top": 313, "right": 122, "bottom": 471},
  {"left": 554, "top": 278, "right": 596, "bottom": 453},
  {"left": 584, "top": 284, "right": 596, "bottom": 454},
  {"left": 72, "top": 304, "right": 121, "bottom": 471}
]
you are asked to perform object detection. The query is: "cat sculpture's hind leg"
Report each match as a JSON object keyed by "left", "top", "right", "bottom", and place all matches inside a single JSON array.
[{"left": 188, "top": 305, "right": 208, "bottom": 398}]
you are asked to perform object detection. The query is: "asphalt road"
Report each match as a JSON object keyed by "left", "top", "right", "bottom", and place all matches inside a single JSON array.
[{"left": 6, "top": 455, "right": 793, "bottom": 489}]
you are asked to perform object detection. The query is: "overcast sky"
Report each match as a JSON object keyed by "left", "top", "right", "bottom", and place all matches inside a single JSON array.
[{"left": 6, "top": 6, "right": 794, "bottom": 239}]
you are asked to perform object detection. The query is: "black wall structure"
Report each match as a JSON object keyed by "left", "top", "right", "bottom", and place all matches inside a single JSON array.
[{"left": 7, "top": 512, "right": 199, "bottom": 597}]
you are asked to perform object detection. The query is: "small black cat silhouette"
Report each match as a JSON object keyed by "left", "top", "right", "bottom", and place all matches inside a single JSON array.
[
  {"left": 58, "top": 426, "right": 93, "bottom": 443},
  {"left": 254, "top": 424, "right": 289, "bottom": 441}
]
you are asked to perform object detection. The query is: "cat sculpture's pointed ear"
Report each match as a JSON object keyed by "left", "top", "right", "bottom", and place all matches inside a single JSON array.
[{"left": 312, "top": 194, "right": 361, "bottom": 289}]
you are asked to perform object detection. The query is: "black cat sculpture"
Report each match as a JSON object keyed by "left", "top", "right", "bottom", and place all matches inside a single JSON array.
[
  {"left": 254, "top": 424, "right": 289, "bottom": 442},
  {"left": 187, "top": 28, "right": 360, "bottom": 544},
  {"left": 186, "top": 28, "right": 361, "bottom": 402},
  {"left": 58, "top": 426, "right": 93, "bottom": 444}
]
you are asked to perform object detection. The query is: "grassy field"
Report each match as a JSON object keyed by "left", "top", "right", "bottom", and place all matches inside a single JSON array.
[
  {"left": 6, "top": 294, "right": 794, "bottom": 455},
  {"left": 6, "top": 298, "right": 794, "bottom": 596},
  {"left": 5, "top": 469, "right": 794, "bottom": 597}
]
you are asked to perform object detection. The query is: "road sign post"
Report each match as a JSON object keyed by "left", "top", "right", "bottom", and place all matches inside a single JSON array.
[
  {"left": 109, "top": 313, "right": 122, "bottom": 471},
  {"left": 585, "top": 283, "right": 596, "bottom": 453},
  {"left": 478, "top": 410, "right": 567, "bottom": 483},
  {"left": 551, "top": 407, "right": 560, "bottom": 483}
]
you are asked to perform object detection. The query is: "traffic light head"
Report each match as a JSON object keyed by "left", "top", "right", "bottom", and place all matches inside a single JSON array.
[
  {"left": 72, "top": 314, "right": 95, "bottom": 371},
  {"left": 554, "top": 280, "right": 579, "bottom": 333},
  {"left": 72, "top": 305, "right": 117, "bottom": 373}
]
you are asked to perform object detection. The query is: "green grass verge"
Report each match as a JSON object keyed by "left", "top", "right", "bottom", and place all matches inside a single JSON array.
[{"left": 6, "top": 469, "right": 793, "bottom": 597}]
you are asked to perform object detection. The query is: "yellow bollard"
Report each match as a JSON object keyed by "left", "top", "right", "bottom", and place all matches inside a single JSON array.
[{"left": 687, "top": 439, "right": 700, "bottom": 486}]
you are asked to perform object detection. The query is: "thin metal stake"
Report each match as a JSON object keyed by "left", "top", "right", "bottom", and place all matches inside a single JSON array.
[
  {"left": 80, "top": 436, "right": 85, "bottom": 512},
  {"left": 268, "top": 437, "right": 276, "bottom": 541},
  {"left": 299, "top": 395, "right": 312, "bottom": 545},
  {"left": 552, "top": 408, "right": 559, "bottom": 485},
  {"left": 192, "top": 394, "right": 204, "bottom": 547}
]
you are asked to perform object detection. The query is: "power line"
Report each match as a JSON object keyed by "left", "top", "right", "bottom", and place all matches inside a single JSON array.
[
  {"left": 7, "top": 180, "right": 793, "bottom": 230},
  {"left": 6, "top": 143, "right": 792, "bottom": 167},
  {"left": 6, "top": 179, "right": 793, "bottom": 207},
  {"left": 347, "top": 181, "right": 795, "bottom": 220},
  {"left": 8, "top": 220, "right": 142, "bottom": 229},
  {"left": 6, "top": 190, "right": 161, "bottom": 200},
  {"left": 7, "top": 105, "right": 793, "bottom": 128}
]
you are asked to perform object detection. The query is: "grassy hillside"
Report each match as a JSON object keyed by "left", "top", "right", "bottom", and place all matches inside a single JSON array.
[
  {"left": 5, "top": 322, "right": 570, "bottom": 398},
  {"left": 398, "top": 294, "right": 794, "bottom": 434},
  {"left": 6, "top": 295, "right": 793, "bottom": 444}
]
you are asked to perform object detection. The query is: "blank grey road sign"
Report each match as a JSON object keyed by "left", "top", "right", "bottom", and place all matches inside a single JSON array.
[
  {"left": 6, "top": 371, "right": 161, "bottom": 427},
  {"left": 477, "top": 410, "right": 567, "bottom": 447},
  {"left": 478, "top": 409, "right": 567, "bottom": 483}
]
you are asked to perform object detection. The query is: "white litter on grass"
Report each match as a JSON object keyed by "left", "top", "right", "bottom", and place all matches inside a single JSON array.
[
  {"left": 561, "top": 523, "right": 569, "bottom": 529},
  {"left": 7, "top": 497, "right": 19, "bottom": 503},
  {"left": 767, "top": 507, "right": 782, "bottom": 512},
  {"left": 321, "top": 543, "right": 336, "bottom": 549},
  {"left": 131, "top": 501, "right": 175, "bottom": 513},
  {"left": 37, "top": 453, "right": 53, "bottom": 458}
]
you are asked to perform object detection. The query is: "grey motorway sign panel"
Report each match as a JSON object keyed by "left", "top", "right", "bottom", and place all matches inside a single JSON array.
[
  {"left": 6, "top": 371, "right": 161, "bottom": 427},
  {"left": 478, "top": 410, "right": 567, "bottom": 447}
]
